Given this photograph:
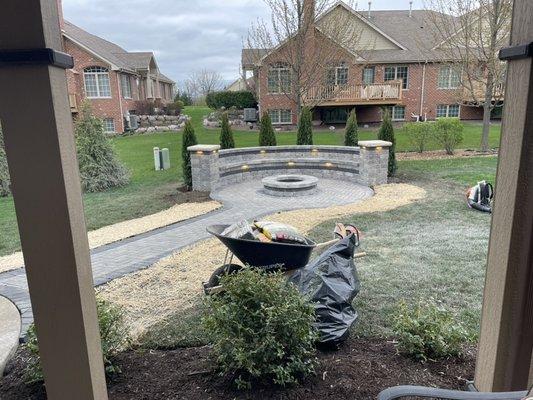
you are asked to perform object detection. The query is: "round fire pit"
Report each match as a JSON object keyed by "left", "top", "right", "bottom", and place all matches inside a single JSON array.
[{"left": 262, "top": 174, "right": 319, "bottom": 197}]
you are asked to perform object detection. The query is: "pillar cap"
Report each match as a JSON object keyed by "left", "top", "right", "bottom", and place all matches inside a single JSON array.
[
  {"left": 358, "top": 140, "right": 393, "bottom": 148},
  {"left": 188, "top": 144, "right": 221, "bottom": 152}
]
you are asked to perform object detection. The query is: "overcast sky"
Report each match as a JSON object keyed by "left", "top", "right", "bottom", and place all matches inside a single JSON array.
[{"left": 62, "top": 0, "right": 425, "bottom": 86}]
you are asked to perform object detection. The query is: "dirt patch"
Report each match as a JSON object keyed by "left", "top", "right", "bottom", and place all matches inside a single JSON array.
[
  {"left": 397, "top": 149, "right": 498, "bottom": 161},
  {"left": 0, "top": 195, "right": 220, "bottom": 274},
  {"left": 0, "top": 337, "right": 475, "bottom": 400},
  {"left": 96, "top": 184, "right": 426, "bottom": 341}
]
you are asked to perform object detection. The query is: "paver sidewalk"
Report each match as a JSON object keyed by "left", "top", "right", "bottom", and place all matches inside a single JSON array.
[{"left": 0, "top": 179, "right": 372, "bottom": 337}]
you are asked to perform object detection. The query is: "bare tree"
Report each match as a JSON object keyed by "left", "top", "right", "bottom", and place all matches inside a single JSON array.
[
  {"left": 185, "top": 69, "right": 224, "bottom": 100},
  {"left": 245, "top": 0, "right": 369, "bottom": 117},
  {"left": 424, "top": 0, "right": 512, "bottom": 152}
]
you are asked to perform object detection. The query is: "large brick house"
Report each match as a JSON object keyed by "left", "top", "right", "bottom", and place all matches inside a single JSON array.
[
  {"left": 57, "top": 1, "right": 175, "bottom": 133},
  {"left": 243, "top": 1, "right": 496, "bottom": 125}
]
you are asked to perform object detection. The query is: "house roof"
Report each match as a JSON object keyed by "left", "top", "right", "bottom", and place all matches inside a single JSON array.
[
  {"left": 242, "top": 4, "right": 460, "bottom": 66},
  {"left": 63, "top": 20, "right": 175, "bottom": 83}
]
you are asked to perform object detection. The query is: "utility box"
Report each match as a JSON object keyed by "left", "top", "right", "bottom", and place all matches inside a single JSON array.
[
  {"left": 154, "top": 147, "right": 171, "bottom": 171},
  {"left": 161, "top": 148, "right": 171, "bottom": 170},
  {"left": 244, "top": 108, "right": 258, "bottom": 123},
  {"left": 153, "top": 147, "right": 161, "bottom": 171}
]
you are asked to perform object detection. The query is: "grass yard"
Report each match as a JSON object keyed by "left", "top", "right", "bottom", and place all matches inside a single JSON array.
[
  {"left": 0, "top": 105, "right": 500, "bottom": 257},
  {"left": 138, "top": 155, "right": 498, "bottom": 349}
]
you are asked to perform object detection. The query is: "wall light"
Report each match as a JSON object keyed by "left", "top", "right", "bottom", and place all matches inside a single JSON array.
[
  {"left": 260, "top": 150, "right": 267, "bottom": 154},
  {"left": 311, "top": 149, "right": 319, "bottom": 153},
  {"left": 196, "top": 151, "right": 204, "bottom": 155},
  {"left": 376, "top": 146, "right": 383, "bottom": 151},
  {"left": 288, "top": 161, "right": 295, "bottom": 166},
  {"left": 241, "top": 165, "right": 250, "bottom": 170},
  {"left": 325, "top": 162, "right": 334, "bottom": 168}
]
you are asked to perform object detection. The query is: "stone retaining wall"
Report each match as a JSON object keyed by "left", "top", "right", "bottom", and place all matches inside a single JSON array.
[{"left": 188, "top": 141, "right": 392, "bottom": 192}]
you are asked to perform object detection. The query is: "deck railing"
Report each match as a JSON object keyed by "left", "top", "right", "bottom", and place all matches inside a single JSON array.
[{"left": 304, "top": 81, "right": 403, "bottom": 104}]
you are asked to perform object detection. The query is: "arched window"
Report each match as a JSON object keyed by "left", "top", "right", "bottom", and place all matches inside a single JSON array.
[
  {"left": 327, "top": 62, "right": 349, "bottom": 86},
  {"left": 84, "top": 66, "right": 111, "bottom": 98}
]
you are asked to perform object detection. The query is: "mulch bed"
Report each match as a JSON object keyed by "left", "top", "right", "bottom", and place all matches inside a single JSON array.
[{"left": 0, "top": 337, "right": 475, "bottom": 400}]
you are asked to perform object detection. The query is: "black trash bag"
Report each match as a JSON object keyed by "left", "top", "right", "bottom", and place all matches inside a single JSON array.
[{"left": 290, "top": 234, "right": 360, "bottom": 346}]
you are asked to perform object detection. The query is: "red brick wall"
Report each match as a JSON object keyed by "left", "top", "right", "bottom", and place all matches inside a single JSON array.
[
  {"left": 64, "top": 38, "right": 147, "bottom": 133},
  {"left": 257, "top": 58, "right": 485, "bottom": 125}
]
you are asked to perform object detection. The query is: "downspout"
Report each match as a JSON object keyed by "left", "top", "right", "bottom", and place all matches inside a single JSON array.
[
  {"left": 116, "top": 73, "right": 124, "bottom": 133},
  {"left": 419, "top": 60, "right": 428, "bottom": 119}
]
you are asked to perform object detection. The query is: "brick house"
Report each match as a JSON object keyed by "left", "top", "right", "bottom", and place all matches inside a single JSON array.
[
  {"left": 57, "top": 1, "right": 175, "bottom": 133},
  {"left": 242, "top": 1, "right": 497, "bottom": 126}
]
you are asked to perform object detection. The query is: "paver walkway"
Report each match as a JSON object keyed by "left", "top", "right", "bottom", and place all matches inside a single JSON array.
[{"left": 0, "top": 179, "right": 373, "bottom": 337}]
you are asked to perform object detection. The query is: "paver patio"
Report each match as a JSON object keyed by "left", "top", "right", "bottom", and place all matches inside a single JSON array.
[{"left": 0, "top": 179, "right": 373, "bottom": 336}]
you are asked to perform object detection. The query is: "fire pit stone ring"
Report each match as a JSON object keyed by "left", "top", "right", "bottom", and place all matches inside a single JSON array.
[{"left": 262, "top": 174, "right": 319, "bottom": 197}]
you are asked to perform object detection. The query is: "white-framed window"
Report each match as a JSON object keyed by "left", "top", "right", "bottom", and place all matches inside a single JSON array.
[
  {"left": 362, "top": 66, "right": 375, "bottom": 84},
  {"left": 436, "top": 104, "right": 460, "bottom": 118},
  {"left": 268, "top": 109, "right": 292, "bottom": 125},
  {"left": 84, "top": 66, "right": 111, "bottom": 98},
  {"left": 102, "top": 118, "right": 115, "bottom": 133},
  {"left": 384, "top": 65, "right": 409, "bottom": 89},
  {"left": 386, "top": 105, "right": 406, "bottom": 121},
  {"left": 438, "top": 66, "right": 461, "bottom": 89},
  {"left": 267, "top": 63, "right": 291, "bottom": 94},
  {"left": 120, "top": 74, "right": 132, "bottom": 99},
  {"left": 326, "top": 62, "right": 349, "bottom": 86}
]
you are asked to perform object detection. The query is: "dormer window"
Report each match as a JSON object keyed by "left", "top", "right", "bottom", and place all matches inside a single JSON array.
[
  {"left": 327, "top": 62, "right": 349, "bottom": 86},
  {"left": 84, "top": 67, "right": 111, "bottom": 98}
]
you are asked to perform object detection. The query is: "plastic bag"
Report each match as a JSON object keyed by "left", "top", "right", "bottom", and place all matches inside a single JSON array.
[{"left": 290, "top": 234, "right": 360, "bottom": 346}]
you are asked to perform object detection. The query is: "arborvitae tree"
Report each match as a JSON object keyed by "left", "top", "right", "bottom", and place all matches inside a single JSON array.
[
  {"left": 75, "top": 102, "right": 129, "bottom": 192},
  {"left": 219, "top": 113, "right": 235, "bottom": 149},
  {"left": 297, "top": 107, "right": 313, "bottom": 145},
  {"left": 258, "top": 112, "right": 277, "bottom": 147},
  {"left": 0, "top": 126, "right": 11, "bottom": 197},
  {"left": 378, "top": 108, "right": 397, "bottom": 177},
  {"left": 182, "top": 120, "right": 198, "bottom": 190},
  {"left": 344, "top": 109, "right": 359, "bottom": 147}
]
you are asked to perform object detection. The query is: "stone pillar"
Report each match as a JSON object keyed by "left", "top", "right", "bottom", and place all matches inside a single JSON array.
[
  {"left": 357, "top": 140, "right": 392, "bottom": 187},
  {"left": 188, "top": 144, "right": 220, "bottom": 192}
]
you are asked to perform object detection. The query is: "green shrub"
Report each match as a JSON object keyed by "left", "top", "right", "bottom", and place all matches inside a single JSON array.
[
  {"left": 182, "top": 120, "right": 198, "bottom": 190},
  {"left": 25, "top": 298, "right": 129, "bottom": 384},
  {"left": 393, "top": 299, "right": 470, "bottom": 361},
  {"left": 297, "top": 107, "right": 313, "bottom": 145},
  {"left": 220, "top": 113, "right": 235, "bottom": 149},
  {"left": 259, "top": 112, "right": 277, "bottom": 147},
  {"left": 404, "top": 122, "right": 433, "bottom": 153},
  {"left": 206, "top": 91, "right": 257, "bottom": 109},
  {"left": 378, "top": 108, "right": 397, "bottom": 177},
  {"left": 75, "top": 102, "right": 130, "bottom": 192},
  {"left": 165, "top": 100, "right": 184, "bottom": 116},
  {"left": 0, "top": 126, "right": 11, "bottom": 197},
  {"left": 344, "top": 109, "right": 359, "bottom": 147},
  {"left": 434, "top": 118, "right": 464, "bottom": 155},
  {"left": 203, "top": 268, "right": 318, "bottom": 389},
  {"left": 174, "top": 90, "right": 193, "bottom": 106}
]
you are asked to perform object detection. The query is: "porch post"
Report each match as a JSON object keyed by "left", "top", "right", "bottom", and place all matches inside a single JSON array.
[
  {"left": 0, "top": 1, "right": 108, "bottom": 399},
  {"left": 474, "top": 0, "right": 533, "bottom": 391}
]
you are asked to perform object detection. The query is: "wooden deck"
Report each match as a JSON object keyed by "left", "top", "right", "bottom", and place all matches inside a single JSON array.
[{"left": 304, "top": 81, "right": 403, "bottom": 106}]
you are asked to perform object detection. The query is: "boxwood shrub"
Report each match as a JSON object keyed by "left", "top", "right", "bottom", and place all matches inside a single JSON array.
[{"left": 206, "top": 90, "right": 257, "bottom": 110}]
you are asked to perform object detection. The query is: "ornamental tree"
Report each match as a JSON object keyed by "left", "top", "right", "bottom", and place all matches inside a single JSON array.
[
  {"left": 220, "top": 113, "right": 235, "bottom": 149},
  {"left": 378, "top": 108, "right": 397, "bottom": 177},
  {"left": 297, "top": 107, "right": 313, "bottom": 145},
  {"left": 344, "top": 109, "right": 359, "bottom": 147},
  {"left": 259, "top": 112, "right": 277, "bottom": 147},
  {"left": 182, "top": 120, "right": 198, "bottom": 190}
]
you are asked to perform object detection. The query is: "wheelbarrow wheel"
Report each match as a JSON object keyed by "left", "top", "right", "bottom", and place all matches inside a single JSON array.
[{"left": 204, "top": 264, "right": 243, "bottom": 294}]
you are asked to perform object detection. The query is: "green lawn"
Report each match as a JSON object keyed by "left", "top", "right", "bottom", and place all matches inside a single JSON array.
[
  {"left": 138, "top": 155, "right": 498, "bottom": 349},
  {"left": 0, "top": 105, "right": 500, "bottom": 257}
]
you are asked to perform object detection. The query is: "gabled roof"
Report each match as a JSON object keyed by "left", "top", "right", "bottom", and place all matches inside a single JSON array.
[
  {"left": 63, "top": 20, "right": 175, "bottom": 83},
  {"left": 242, "top": 2, "right": 460, "bottom": 66}
]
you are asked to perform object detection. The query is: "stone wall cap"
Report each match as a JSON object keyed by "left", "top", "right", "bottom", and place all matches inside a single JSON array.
[
  {"left": 358, "top": 140, "right": 393, "bottom": 148},
  {"left": 188, "top": 144, "right": 221, "bottom": 152}
]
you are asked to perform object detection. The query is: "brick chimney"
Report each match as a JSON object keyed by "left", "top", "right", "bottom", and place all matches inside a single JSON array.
[
  {"left": 303, "top": 0, "right": 315, "bottom": 28},
  {"left": 56, "top": 0, "right": 64, "bottom": 31}
]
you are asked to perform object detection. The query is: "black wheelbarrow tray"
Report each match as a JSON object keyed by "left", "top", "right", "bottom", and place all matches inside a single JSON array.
[{"left": 207, "top": 224, "right": 317, "bottom": 271}]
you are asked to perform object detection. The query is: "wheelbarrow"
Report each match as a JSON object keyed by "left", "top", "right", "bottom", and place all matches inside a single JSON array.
[{"left": 203, "top": 224, "right": 365, "bottom": 294}]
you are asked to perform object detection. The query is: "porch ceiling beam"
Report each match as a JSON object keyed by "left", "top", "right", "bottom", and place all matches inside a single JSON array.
[
  {"left": 474, "top": 0, "right": 533, "bottom": 392},
  {"left": 0, "top": 1, "right": 108, "bottom": 399}
]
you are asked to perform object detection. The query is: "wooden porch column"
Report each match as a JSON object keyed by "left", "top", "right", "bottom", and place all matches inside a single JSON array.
[
  {"left": 474, "top": 0, "right": 533, "bottom": 392},
  {"left": 0, "top": 1, "right": 108, "bottom": 399}
]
